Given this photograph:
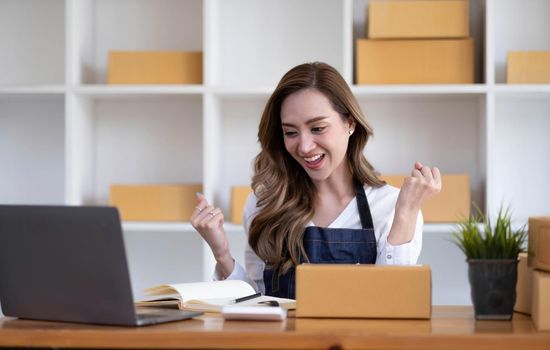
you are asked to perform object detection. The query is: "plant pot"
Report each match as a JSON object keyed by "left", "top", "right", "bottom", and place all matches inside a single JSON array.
[{"left": 467, "top": 259, "right": 518, "bottom": 320}]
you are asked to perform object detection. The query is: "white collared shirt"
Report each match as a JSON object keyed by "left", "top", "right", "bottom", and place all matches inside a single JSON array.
[{"left": 214, "top": 184, "right": 423, "bottom": 294}]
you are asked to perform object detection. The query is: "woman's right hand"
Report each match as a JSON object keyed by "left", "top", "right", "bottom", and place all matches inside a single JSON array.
[{"left": 190, "top": 193, "right": 234, "bottom": 276}]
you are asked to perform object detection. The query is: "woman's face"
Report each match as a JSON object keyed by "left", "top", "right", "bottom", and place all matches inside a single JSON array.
[{"left": 280, "top": 88, "right": 355, "bottom": 185}]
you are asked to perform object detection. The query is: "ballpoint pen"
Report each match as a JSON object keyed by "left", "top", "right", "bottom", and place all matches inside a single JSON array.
[{"left": 234, "top": 292, "right": 261, "bottom": 303}]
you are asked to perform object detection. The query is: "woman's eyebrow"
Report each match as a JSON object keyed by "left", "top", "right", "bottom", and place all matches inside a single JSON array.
[{"left": 281, "top": 116, "right": 329, "bottom": 127}]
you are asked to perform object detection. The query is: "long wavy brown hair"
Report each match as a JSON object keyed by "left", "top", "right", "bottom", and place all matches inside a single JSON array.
[{"left": 249, "top": 62, "right": 385, "bottom": 274}]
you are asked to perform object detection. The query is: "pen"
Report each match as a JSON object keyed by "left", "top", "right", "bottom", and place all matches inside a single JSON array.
[{"left": 234, "top": 292, "right": 261, "bottom": 303}]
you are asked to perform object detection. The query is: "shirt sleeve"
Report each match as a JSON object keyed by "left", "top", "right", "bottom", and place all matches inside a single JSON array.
[{"left": 376, "top": 209, "right": 423, "bottom": 265}]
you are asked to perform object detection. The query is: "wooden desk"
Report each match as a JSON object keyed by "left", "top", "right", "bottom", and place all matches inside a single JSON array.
[{"left": 0, "top": 306, "right": 548, "bottom": 349}]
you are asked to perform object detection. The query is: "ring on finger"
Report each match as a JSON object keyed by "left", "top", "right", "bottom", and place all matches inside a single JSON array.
[
  {"left": 195, "top": 206, "right": 203, "bottom": 212},
  {"left": 209, "top": 211, "right": 218, "bottom": 217}
]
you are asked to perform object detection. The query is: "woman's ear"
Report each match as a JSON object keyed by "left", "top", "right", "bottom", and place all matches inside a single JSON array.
[{"left": 348, "top": 117, "right": 356, "bottom": 135}]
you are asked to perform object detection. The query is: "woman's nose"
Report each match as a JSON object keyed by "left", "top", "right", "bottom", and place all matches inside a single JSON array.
[{"left": 298, "top": 134, "right": 315, "bottom": 154}]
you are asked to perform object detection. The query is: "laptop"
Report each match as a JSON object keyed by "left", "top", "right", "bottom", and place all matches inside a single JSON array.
[{"left": 0, "top": 205, "right": 202, "bottom": 326}]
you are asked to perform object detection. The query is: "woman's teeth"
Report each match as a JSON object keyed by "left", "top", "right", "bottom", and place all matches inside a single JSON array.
[{"left": 304, "top": 154, "right": 324, "bottom": 164}]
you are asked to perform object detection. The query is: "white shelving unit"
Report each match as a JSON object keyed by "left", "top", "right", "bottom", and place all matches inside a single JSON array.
[{"left": 1, "top": 0, "right": 549, "bottom": 306}]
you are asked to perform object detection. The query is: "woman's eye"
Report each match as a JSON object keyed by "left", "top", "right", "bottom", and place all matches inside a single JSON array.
[
  {"left": 311, "top": 126, "right": 326, "bottom": 133},
  {"left": 284, "top": 130, "right": 298, "bottom": 137}
]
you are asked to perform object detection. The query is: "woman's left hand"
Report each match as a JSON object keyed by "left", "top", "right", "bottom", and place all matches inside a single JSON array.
[
  {"left": 395, "top": 161, "right": 442, "bottom": 216},
  {"left": 387, "top": 162, "right": 441, "bottom": 246}
]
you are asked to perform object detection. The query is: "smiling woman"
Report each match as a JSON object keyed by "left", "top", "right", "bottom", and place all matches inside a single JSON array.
[{"left": 191, "top": 62, "right": 442, "bottom": 299}]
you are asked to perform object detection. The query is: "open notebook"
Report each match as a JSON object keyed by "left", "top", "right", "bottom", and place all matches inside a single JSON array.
[{"left": 138, "top": 280, "right": 296, "bottom": 313}]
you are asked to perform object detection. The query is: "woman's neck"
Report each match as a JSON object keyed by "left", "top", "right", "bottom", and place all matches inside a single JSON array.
[
  {"left": 313, "top": 166, "right": 355, "bottom": 204},
  {"left": 311, "top": 170, "right": 356, "bottom": 227}
]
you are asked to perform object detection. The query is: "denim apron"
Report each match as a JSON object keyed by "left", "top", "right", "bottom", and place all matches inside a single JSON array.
[{"left": 263, "top": 182, "right": 377, "bottom": 299}]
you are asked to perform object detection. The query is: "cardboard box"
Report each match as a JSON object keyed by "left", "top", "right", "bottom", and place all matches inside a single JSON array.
[
  {"left": 108, "top": 51, "right": 202, "bottom": 84},
  {"left": 380, "top": 174, "right": 470, "bottom": 223},
  {"left": 355, "top": 38, "right": 474, "bottom": 84},
  {"left": 231, "top": 186, "right": 253, "bottom": 224},
  {"left": 514, "top": 252, "right": 533, "bottom": 315},
  {"left": 296, "top": 264, "right": 431, "bottom": 319},
  {"left": 368, "top": 0, "right": 469, "bottom": 39},
  {"left": 528, "top": 217, "right": 550, "bottom": 272},
  {"left": 507, "top": 51, "right": 550, "bottom": 84},
  {"left": 109, "top": 184, "right": 202, "bottom": 221},
  {"left": 532, "top": 270, "right": 550, "bottom": 331}
]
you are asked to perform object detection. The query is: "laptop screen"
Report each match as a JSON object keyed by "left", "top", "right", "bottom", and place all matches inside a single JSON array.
[{"left": 0, "top": 205, "right": 137, "bottom": 325}]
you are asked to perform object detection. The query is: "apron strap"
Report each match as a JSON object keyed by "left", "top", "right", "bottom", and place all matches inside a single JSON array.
[{"left": 354, "top": 180, "right": 375, "bottom": 230}]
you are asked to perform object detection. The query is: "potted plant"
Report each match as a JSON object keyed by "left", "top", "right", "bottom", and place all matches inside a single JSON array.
[{"left": 452, "top": 205, "right": 527, "bottom": 320}]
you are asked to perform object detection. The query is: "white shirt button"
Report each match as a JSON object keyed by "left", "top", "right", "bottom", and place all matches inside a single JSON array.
[{"left": 386, "top": 254, "right": 392, "bottom": 260}]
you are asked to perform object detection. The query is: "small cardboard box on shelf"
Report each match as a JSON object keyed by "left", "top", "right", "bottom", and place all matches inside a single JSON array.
[
  {"left": 231, "top": 186, "right": 253, "bottom": 224},
  {"left": 109, "top": 184, "right": 202, "bottom": 221},
  {"left": 380, "top": 174, "right": 470, "bottom": 223},
  {"left": 108, "top": 51, "right": 202, "bottom": 84},
  {"left": 507, "top": 51, "right": 550, "bottom": 84}
]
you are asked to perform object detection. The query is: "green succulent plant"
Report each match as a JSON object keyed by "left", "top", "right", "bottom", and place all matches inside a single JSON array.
[{"left": 452, "top": 205, "right": 527, "bottom": 260}]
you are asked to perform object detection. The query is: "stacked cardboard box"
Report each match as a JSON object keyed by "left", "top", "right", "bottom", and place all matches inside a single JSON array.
[
  {"left": 356, "top": 0, "right": 473, "bottom": 84},
  {"left": 527, "top": 217, "right": 550, "bottom": 330},
  {"left": 514, "top": 252, "right": 533, "bottom": 315}
]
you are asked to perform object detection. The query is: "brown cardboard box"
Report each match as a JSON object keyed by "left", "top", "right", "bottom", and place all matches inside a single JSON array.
[
  {"left": 507, "top": 51, "right": 550, "bottom": 84},
  {"left": 532, "top": 270, "right": 550, "bottom": 331},
  {"left": 109, "top": 184, "right": 202, "bottom": 221},
  {"left": 355, "top": 38, "right": 474, "bottom": 84},
  {"left": 296, "top": 264, "right": 431, "bottom": 319},
  {"left": 528, "top": 217, "right": 550, "bottom": 272},
  {"left": 231, "top": 186, "right": 253, "bottom": 224},
  {"left": 368, "top": 0, "right": 469, "bottom": 39},
  {"left": 514, "top": 252, "right": 533, "bottom": 314},
  {"left": 380, "top": 174, "right": 470, "bottom": 223},
  {"left": 108, "top": 51, "right": 202, "bottom": 84}
]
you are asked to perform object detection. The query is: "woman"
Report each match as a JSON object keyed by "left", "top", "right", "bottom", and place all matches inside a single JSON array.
[{"left": 191, "top": 62, "right": 441, "bottom": 299}]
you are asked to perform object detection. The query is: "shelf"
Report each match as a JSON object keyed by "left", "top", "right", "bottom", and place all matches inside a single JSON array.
[
  {"left": 492, "top": 0, "right": 550, "bottom": 84},
  {"left": 492, "top": 95, "right": 550, "bottom": 223},
  {"left": 212, "top": 87, "right": 273, "bottom": 98},
  {"left": 423, "top": 223, "right": 459, "bottom": 234},
  {"left": 0, "top": 86, "right": 65, "bottom": 95},
  {"left": 73, "top": 95, "right": 203, "bottom": 206},
  {"left": 122, "top": 221, "right": 194, "bottom": 232},
  {"left": 492, "top": 84, "right": 550, "bottom": 96},
  {"left": 122, "top": 221, "right": 244, "bottom": 233},
  {"left": 121, "top": 221, "right": 463, "bottom": 235},
  {"left": 0, "top": 94, "right": 65, "bottom": 204},
  {"left": 2, "top": 0, "right": 548, "bottom": 303},
  {"left": 210, "top": 85, "right": 482, "bottom": 99},
  {"left": 214, "top": 0, "right": 345, "bottom": 87},
  {"left": 0, "top": 0, "right": 64, "bottom": 86},
  {"left": 72, "top": 85, "right": 205, "bottom": 97},
  {"left": 70, "top": 0, "right": 203, "bottom": 85},
  {"left": 352, "top": 84, "right": 487, "bottom": 96}
]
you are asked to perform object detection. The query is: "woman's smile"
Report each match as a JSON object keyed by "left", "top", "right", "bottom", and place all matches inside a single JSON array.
[{"left": 303, "top": 153, "right": 325, "bottom": 168}]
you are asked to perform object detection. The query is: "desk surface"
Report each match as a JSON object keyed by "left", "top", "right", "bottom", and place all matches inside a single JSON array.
[{"left": 0, "top": 306, "right": 548, "bottom": 349}]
